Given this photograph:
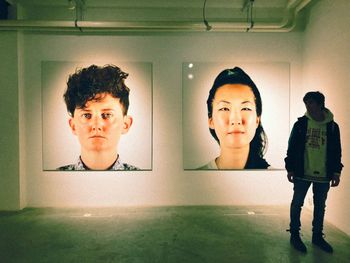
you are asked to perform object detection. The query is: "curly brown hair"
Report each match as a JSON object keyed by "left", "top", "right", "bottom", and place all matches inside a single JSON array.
[{"left": 64, "top": 64, "right": 130, "bottom": 116}]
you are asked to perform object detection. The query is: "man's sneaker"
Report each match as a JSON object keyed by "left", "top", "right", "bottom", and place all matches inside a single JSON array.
[
  {"left": 312, "top": 233, "right": 333, "bottom": 253},
  {"left": 290, "top": 232, "right": 307, "bottom": 253}
]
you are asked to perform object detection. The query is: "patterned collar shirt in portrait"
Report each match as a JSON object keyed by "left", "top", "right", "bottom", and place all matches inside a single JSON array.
[{"left": 58, "top": 156, "right": 139, "bottom": 171}]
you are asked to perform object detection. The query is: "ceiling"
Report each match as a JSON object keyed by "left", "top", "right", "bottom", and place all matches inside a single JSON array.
[{"left": 2, "top": 0, "right": 319, "bottom": 32}]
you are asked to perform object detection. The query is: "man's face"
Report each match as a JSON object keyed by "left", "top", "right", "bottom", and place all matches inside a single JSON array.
[
  {"left": 304, "top": 99, "right": 322, "bottom": 117},
  {"left": 69, "top": 93, "right": 132, "bottom": 154},
  {"left": 209, "top": 84, "right": 259, "bottom": 149}
]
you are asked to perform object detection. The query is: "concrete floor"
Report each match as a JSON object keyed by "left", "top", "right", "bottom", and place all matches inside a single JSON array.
[{"left": 0, "top": 206, "right": 349, "bottom": 263}]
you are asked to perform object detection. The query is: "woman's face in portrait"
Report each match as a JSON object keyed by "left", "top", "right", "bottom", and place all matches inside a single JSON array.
[{"left": 209, "top": 84, "right": 260, "bottom": 150}]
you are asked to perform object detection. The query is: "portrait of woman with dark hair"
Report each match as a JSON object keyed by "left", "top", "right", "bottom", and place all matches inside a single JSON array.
[{"left": 199, "top": 67, "right": 270, "bottom": 170}]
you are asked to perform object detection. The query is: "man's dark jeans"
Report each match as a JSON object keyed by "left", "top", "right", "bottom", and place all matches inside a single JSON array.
[{"left": 290, "top": 178, "right": 330, "bottom": 233}]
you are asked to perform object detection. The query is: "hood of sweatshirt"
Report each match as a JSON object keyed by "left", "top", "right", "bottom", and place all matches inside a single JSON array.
[{"left": 305, "top": 108, "right": 333, "bottom": 124}]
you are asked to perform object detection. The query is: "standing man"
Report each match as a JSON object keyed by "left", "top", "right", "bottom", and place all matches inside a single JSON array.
[{"left": 285, "top": 91, "right": 343, "bottom": 253}]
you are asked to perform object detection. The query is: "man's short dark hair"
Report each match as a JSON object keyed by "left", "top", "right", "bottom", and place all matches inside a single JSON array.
[
  {"left": 64, "top": 64, "right": 130, "bottom": 116},
  {"left": 303, "top": 91, "right": 325, "bottom": 109}
]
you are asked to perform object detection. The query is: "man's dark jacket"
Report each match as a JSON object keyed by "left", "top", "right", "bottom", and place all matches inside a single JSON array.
[{"left": 284, "top": 115, "right": 343, "bottom": 180}]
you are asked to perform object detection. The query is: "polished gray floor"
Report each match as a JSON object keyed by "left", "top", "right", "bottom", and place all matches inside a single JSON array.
[{"left": 0, "top": 206, "right": 349, "bottom": 263}]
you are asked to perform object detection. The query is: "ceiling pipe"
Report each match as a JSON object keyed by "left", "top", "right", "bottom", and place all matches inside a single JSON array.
[
  {"left": 237, "top": 0, "right": 311, "bottom": 32},
  {"left": 0, "top": 0, "right": 312, "bottom": 33}
]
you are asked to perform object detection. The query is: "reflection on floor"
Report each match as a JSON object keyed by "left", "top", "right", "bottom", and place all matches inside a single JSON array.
[{"left": 0, "top": 206, "right": 349, "bottom": 263}]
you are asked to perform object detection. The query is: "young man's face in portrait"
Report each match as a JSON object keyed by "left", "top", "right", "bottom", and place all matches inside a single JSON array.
[
  {"left": 209, "top": 84, "right": 259, "bottom": 149},
  {"left": 69, "top": 93, "right": 132, "bottom": 154}
]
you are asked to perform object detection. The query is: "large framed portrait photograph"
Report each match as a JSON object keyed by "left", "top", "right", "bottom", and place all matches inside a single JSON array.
[
  {"left": 42, "top": 61, "right": 152, "bottom": 171},
  {"left": 183, "top": 62, "right": 290, "bottom": 170}
]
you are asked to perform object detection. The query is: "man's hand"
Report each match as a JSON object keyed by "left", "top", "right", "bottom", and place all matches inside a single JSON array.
[
  {"left": 331, "top": 174, "right": 341, "bottom": 187},
  {"left": 287, "top": 172, "right": 295, "bottom": 183}
]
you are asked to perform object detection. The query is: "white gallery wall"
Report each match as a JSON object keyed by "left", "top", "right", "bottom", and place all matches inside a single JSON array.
[
  {"left": 19, "top": 32, "right": 303, "bottom": 208},
  {"left": 302, "top": 0, "right": 350, "bottom": 235},
  {"left": 0, "top": 0, "right": 349, "bottom": 235},
  {"left": 0, "top": 32, "right": 20, "bottom": 210}
]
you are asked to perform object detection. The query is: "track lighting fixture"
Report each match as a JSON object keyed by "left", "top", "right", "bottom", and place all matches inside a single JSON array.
[
  {"left": 203, "top": 0, "right": 212, "bottom": 31},
  {"left": 67, "top": 0, "right": 75, "bottom": 10},
  {"left": 243, "top": 0, "right": 255, "bottom": 32}
]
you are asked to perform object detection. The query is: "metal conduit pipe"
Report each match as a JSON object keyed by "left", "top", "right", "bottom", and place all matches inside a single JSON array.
[
  {"left": 0, "top": 0, "right": 312, "bottom": 33},
  {"left": 240, "top": 0, "right": 312, "bottom": 32}
]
